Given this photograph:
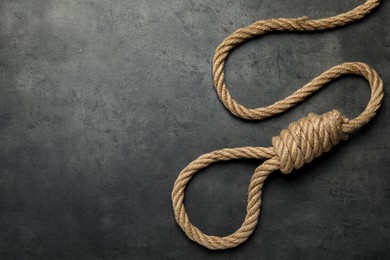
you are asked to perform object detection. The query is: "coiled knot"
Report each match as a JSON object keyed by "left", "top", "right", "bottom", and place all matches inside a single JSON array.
[{"left": 272, "top": 110, "right": 349, "bottom": 174}]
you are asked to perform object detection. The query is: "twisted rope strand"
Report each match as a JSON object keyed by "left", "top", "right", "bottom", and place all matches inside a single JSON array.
[
  {"left": 172, "top": 0, "right": 383, "bottom": 250},
  {"left": 213, "top": 0, "right": 381, "bottom": 121}
]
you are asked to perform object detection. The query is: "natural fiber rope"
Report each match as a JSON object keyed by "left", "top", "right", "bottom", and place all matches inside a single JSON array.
[{"left": 172, "top": 0, "right": 384, "bottom": 250}]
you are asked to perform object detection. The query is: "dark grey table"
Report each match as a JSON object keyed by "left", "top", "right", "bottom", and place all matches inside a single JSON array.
[{"left": 1, "top": 0, "right": 389, "bottom": 259}]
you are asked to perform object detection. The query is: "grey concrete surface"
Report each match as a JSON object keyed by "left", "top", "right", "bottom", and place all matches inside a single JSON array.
[{"left": 0, "top": 0, "right": 389, "bottom": 259}]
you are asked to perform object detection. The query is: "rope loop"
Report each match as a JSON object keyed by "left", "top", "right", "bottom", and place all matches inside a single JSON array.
[{"left": 172, "top": 0, "right": 383, "bottom": 250}]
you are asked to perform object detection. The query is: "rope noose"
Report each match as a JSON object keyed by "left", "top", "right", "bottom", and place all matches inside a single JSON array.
[{"left": 172, "top": 0, "right": 384, "bottom": 250}]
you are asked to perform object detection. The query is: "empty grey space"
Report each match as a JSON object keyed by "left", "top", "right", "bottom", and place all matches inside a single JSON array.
[{"left": 0, "top": 0, "right": 389, "bottom": 259}]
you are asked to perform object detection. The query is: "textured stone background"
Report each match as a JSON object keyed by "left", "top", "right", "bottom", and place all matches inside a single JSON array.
[{"left": 0, "top": 0, "right": 389, "bottom": 259}]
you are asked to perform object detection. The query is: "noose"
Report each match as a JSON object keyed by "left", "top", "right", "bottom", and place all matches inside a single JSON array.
[{"left": 172, "top": 0, "right": 383, "bottom": 250}]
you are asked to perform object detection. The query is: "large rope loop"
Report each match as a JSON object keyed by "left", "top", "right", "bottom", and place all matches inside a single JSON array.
[
  {"left": 172, "top": 147, "right": 277, "bottom": 249},
  {"left": 172, "top": 0, "right": 383, "bottom": 250}
]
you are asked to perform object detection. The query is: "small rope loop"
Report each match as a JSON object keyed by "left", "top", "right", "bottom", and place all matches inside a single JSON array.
[
  {"left": 172, "top": 0, "right": 384, "bottom": 250},
  {"left": 272, "top": 110, "right": 348, "bottom": 174}
]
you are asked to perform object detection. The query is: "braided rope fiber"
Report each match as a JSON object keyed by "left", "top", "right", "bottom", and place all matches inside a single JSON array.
[{"left": 172, "top": 0, "right": 383, "bottom": 250}]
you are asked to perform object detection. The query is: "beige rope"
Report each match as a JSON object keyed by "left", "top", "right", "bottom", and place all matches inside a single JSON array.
[{"left": 172, "top": 0, "right": 383, "bottom": 250}]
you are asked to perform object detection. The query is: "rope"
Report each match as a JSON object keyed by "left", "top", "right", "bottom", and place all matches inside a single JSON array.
[{"left": 172, "top": 0, "right": 383, "bottom": 250}]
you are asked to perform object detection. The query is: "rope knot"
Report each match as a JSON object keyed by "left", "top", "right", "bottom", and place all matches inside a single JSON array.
[{"left": 272, "top": 110, "right": 349, "bottom": 174}]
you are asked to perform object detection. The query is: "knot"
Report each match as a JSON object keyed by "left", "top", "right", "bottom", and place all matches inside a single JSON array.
[{"left": 272, "top": 110, "right": 349, "bottom": 174}]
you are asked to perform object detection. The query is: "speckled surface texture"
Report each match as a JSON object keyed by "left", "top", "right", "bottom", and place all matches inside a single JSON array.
[{"left": 0, "top": 0, "right": 389, "bottom": 259}]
